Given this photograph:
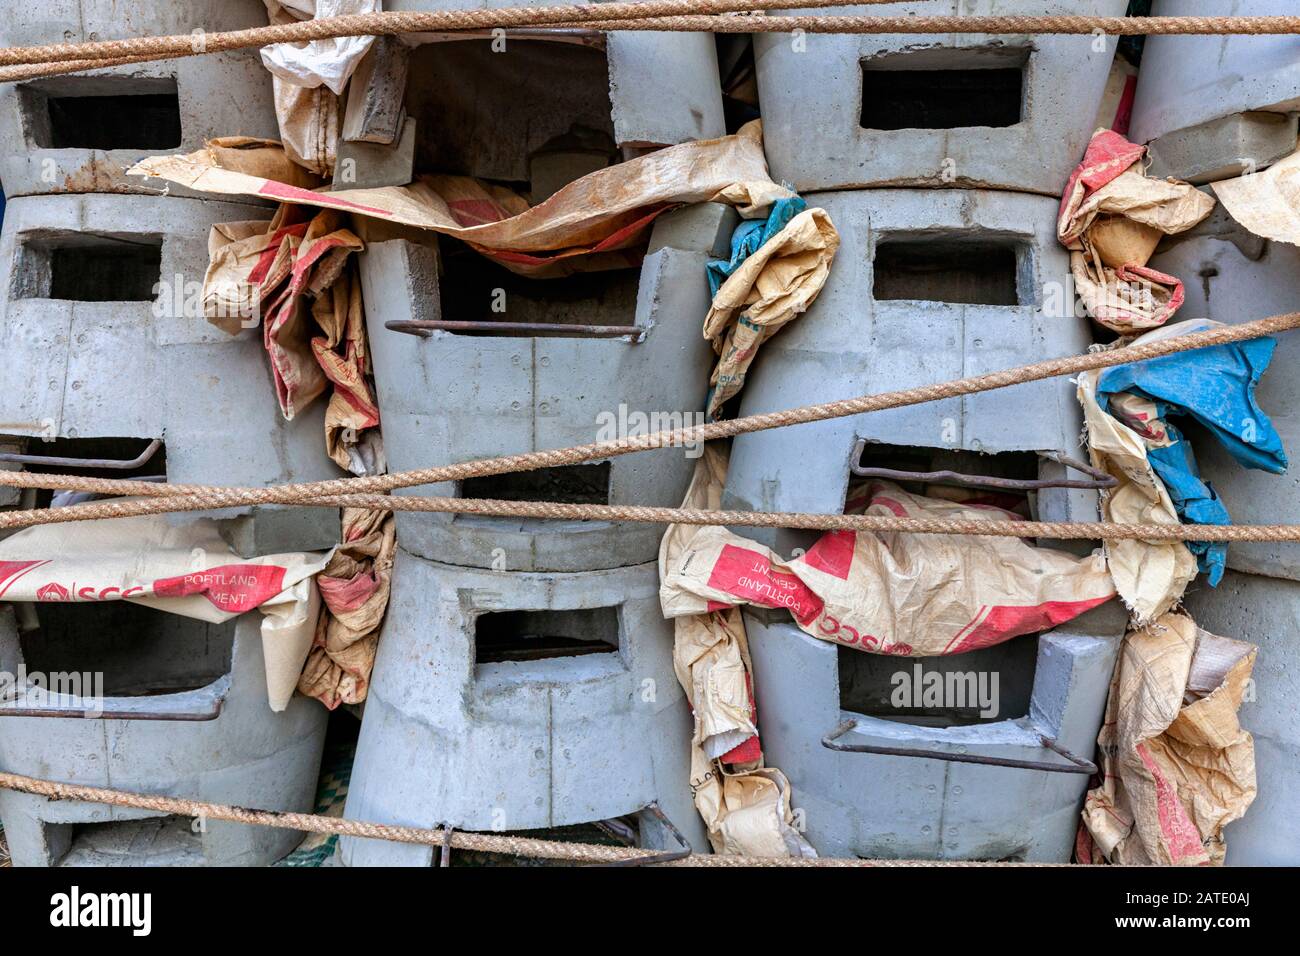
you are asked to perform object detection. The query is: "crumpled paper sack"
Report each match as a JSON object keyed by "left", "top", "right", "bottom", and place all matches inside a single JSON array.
[
  {"left": 1080, "top": 612, "right": 1256, "bottom": 865},
  {"left": 130, "top": 121, "right": 794, "bottom": 278},
  {"left": 297, "top": 507, "right": 395, "bottom": 709},
  {"left": 1058, "top": 129, "right": 1215, "bottom": 332},
  {"left": 204, "top": 203, "right": 384, "bottom": 477},
  {"left": 1079, "top": 360, "right": 1197, "bottom": 624},
  {"left": 662, "top": 471, "right": 1116, "bottom": 657},
  {"left": 0, "top": 514, "right": 331, "bottom": 711},
  {"left": 703, "top": 204, "right": 839, "bottom": 420},
  {"left": 259, "top": 1, "right": 380, "bottom": 176},
  {"left": 1078, "top": 318, "right": 1286, "bottom": 621},
  {"left": 1211, "top": 145, "right": 1300, "bottom": 248},
  {"left": 661, "top": 446, "right": 815, "bottom": 858}
]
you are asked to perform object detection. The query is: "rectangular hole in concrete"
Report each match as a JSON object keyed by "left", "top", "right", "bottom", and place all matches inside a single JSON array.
[
  {"left": 11, "top": 436, "right": 165, "bottom": 477},
  {"left": 841, "top": 443, "right": 1041, "bottom": 726},
  {"left": 475, "top": 607, "right": 620, "bottom": 665},
  {"left": 20, "top": 77, "right": 182, "bottom": 150},
  {"left": 12, "top": 233, "right": 162, "bottom": 301},
  {"left": 717, "top": 34, "right": 760, "bottom": 134},
  {"left": 860, "top": 48, "right": 1028, "bottom": 131},
  {"left": 460, "top": 461, "right": 610, "bottom": 506},
  {"left": 838, "top": 633, "right": 1038, "bottom": 727},
  {"left": 847, "top": 444, "right": 1036, "bottom": 515},
  {"left": 59, "top": 816, "right": 204, "bottom": 866},
  {"left": 407, "top": 39, "right": 618, "bottom": 201},
  {"left": 436, "top": 236, "right": 639, "bottom": 333},
  {"left": 872, "top": 238, "right": 1022, "bottom": 306},
  {"left": 20, "top": 604, "right": 233, "bottom": 697}
]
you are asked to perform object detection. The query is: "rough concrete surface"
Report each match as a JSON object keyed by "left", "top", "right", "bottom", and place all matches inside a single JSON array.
[{"left": 755, "top": 0, "right": 1128, "bottom": 195}]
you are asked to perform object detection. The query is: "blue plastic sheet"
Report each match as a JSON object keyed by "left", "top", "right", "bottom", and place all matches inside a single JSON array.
[
  {"left": 706, "top": 196, "right": 807, "bottom": 298},
  {"left": 1096, "top": 324, "right": 1287, "bottom": 585}
]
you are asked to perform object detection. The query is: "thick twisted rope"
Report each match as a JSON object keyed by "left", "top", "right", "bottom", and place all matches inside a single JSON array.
[
  {"left": 5, "top": 490, "right": 1300, "bottom": 543},
  {"left": 2, "top": 8, "right": 1300, "bottom": 81},
  {"left": 0, "top": 1, "right": 893, "bottom": 82},
  {"left": 0, "top": 0, "right": 889, "bottom": 69},
  {"left": 0, "top": 771, "right": 1067, "bottom": 866},
  {"left": 0, "top": 312, "right": 1296, "bottom": 538},
  {"left": 29, "top": 494, "right": 1296, "bottom": 543}
]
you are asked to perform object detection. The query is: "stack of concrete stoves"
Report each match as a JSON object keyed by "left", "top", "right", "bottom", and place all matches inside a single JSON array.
[
  {"left": 716, "top": 0, "right": 1132, "bottom": 861},
  {"left": 339, "top": 9, "right": 731, "bottom": 863},
  {"left": 1130, "top": 0, "right": 1300, "bottom": 866},
  {"left": 0, "top": 1, "right": 339, "bottom": 866}
]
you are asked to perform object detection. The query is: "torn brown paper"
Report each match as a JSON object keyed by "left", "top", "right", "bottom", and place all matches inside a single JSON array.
[
  {"left": 1059, "top": 129, "right": 1215, "bottom": 333},
  {"left": 297, "top": 507, "right": 395, "bottom": 709}
]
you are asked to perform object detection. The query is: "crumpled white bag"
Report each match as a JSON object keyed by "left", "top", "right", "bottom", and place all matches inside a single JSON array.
[{"left": 260, "top": 0, "right": 380, "bottom": 95}]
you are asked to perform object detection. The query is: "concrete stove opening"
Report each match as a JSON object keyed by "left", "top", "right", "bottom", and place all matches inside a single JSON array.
[
  {"left": 20, "top": 76, "right": 182, "bottom": 150},
  {"left": 838, "top": 634, "right": 1038, "bottom": 727},
  {"left": 20, "top": 604, "right": 235, "bottom": 698},
  {"left": 435, "top": 236, "right": 640, "bottom": 334},
  {"left": 872, "top": 235, "right": 1026, "bottom": 306},
  {"left": 848, "top": 443, "right": 1038, "bottom": 515},
  {"left": 407, "top": 38, "right": 618, "bottom": 202},
  {"left": 860, "top": 47, "right": 1029, "bottom": 131},
  {"left": 460, "top": 461, "right": 611, "bottom": 506},
  {"left": 839, "top": 443, "right": 1046, "bottom": 726},
  {"left": 57, "top": 816, "right": 205, "bottom": 867},
  {"left": 11, "top": 232, "right": 163, "bottom": 302},
  {"left": 475, "top": 606, "right": 620, "bottom": 667}
]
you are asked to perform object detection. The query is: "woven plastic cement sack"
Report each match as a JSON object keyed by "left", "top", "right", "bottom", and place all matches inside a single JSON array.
[
  {"left": 663, "top": 476, "right": 1116, "bottom": 657},
  {"left": 0, "top": 515, "right": 331, "bottom": 711},
  {"left": 130, "top": 121, "right": 793, "bottom": 278},
  {"left": 1080, "top": 612, "right": 1256, "bottom": 866}
]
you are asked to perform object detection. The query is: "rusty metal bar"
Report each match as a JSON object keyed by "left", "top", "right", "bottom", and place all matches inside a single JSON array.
[
  {"left": 849, "top": 439, "right": 1116, "bottom": 491},
  {"left": 1039, "top": 734, "right": 1098, "bottom": 773},
  {"left": 0, "top": 438, "right": 163, "bottom": 471},
  {"left": 440, "top": 824, "right": 454, "bottom": 867},
  {"left": 821, "top": 719, "right": 1097, "bottom": 775},
  {"left": 598, "top": 803, "right": 693, "bottom": 866},
  {"left": 386, "top": 319, "right": 644, "bottom": 341}
]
